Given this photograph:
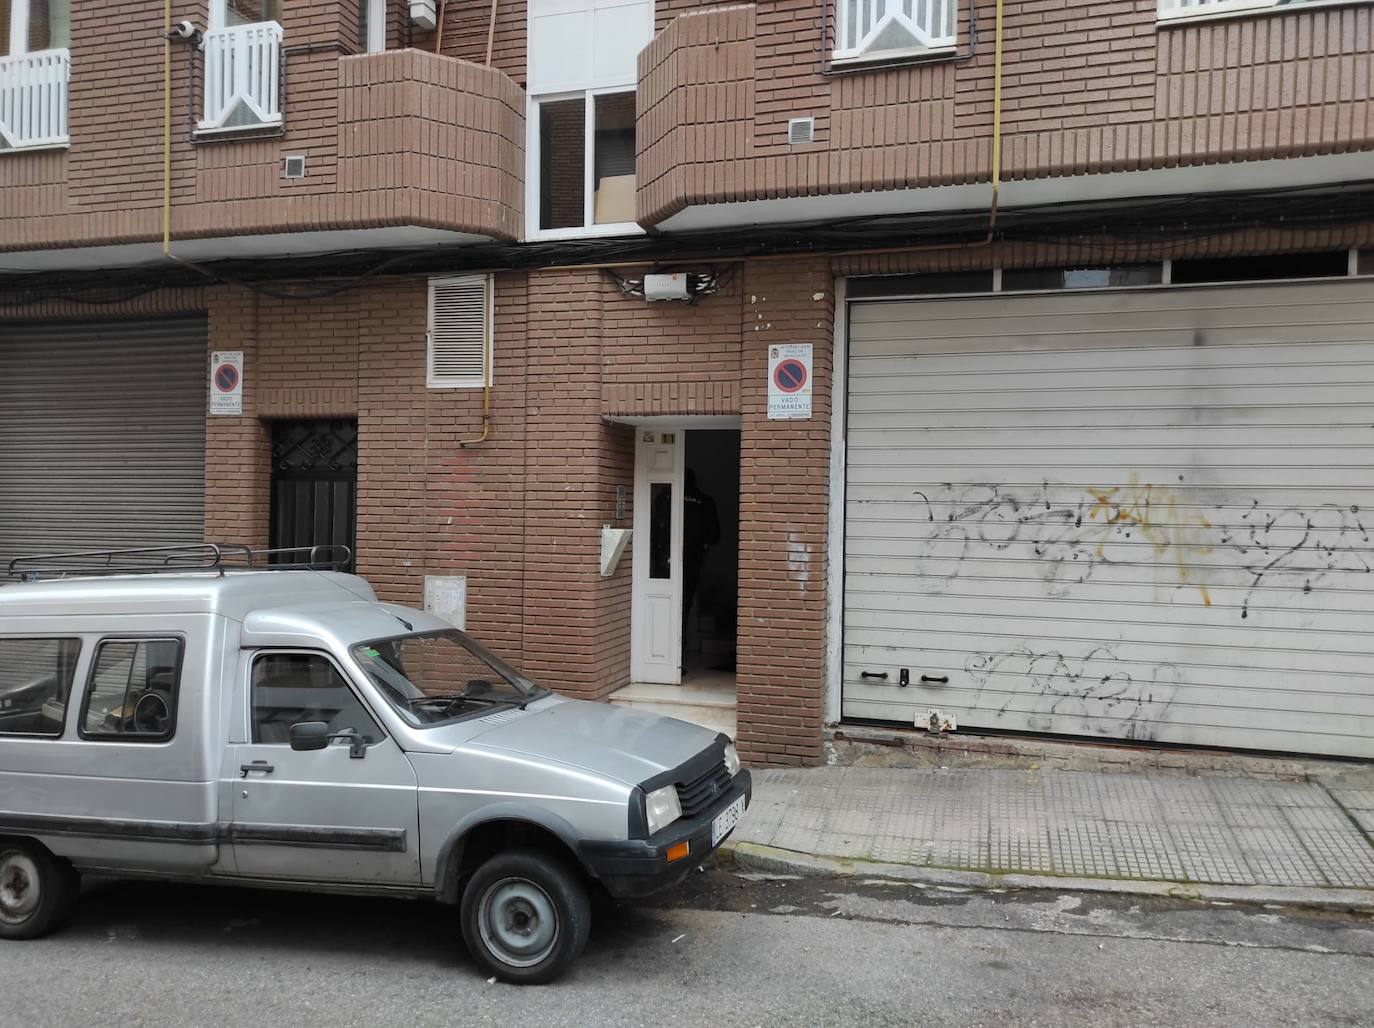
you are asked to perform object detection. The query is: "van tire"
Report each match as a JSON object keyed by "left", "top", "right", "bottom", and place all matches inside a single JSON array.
[
  {"left": 460, "top": 848, "right": 591, "bottom": 984},
  {"left": 0, "top": 839, "right": 80, "bottom": 940}
]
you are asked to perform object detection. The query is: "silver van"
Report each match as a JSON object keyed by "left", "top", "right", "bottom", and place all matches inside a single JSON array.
[{"left": 0, "top": 546, "right": 750, "bottom": 983}]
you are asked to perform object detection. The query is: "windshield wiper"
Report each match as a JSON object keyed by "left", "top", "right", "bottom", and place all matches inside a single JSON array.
[{"left": 411, "top": 692, "right": 510, "bottom": 711}]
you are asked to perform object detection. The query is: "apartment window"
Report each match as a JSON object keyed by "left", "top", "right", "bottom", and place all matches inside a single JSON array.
[
  {"left": 2, "top": 0, "right": 70, "bottom": 55},
  {"left": 217, "top": 0, "right": 283, "bottom": 27},
  {"left": 527, "top": 0, "right": 651, "bottom": 237},
  {"left": 358, "top": 0, "right": 385, "bottom": 53},
  {"left": 202, "top": 0, "right": 285, "bottom": 133},
  {"left": 833, "top": 0, "right": 958, "bottom": 64},
  {"left": 1157, "top": 0, "right": 1362, "bottom": 21}
]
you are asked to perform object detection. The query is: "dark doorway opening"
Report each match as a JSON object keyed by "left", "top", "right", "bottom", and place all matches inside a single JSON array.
[
  {"left": 682, "top": 430, "right": 740, "bottom": 678},
  {"left": 269, "top": 419, "right": 358, "bottom": 570}
]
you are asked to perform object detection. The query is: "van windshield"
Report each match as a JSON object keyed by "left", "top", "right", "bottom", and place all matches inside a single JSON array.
[{"left": 350, "top": 630, "right": 545, "bottom": 727}]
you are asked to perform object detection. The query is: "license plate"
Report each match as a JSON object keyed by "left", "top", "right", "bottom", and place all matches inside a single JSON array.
[{"left": 711, "top": 794, "right": 746, "bottom": 846}]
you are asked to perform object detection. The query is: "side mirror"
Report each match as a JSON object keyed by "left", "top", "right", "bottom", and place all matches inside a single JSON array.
[{"left": 289, "top": 721, "right": 331, "bottom": 751}]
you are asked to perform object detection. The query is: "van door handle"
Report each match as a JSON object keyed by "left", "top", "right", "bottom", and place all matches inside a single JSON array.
[{"left": 239, "top": 761, "right": 275, "bottom": 778}]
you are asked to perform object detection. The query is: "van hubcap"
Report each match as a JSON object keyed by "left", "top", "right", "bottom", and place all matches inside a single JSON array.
[
  {"left": 0, "top": 853, "right": 40, "bottom": 925},
  {"left": 478, "top": 878, "right": 558, "bottom": 968}
]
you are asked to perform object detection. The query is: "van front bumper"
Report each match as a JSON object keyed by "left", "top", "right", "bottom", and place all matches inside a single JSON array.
[{"left": 578, "top": 770, "right": 752, "bottom": 899}]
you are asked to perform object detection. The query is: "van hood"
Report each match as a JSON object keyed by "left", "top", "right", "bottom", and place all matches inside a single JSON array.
[{"left": 460, "top": 697, "right": 724, "bottom": 787}]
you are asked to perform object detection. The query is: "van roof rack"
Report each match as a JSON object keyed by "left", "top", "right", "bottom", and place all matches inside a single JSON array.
[{"left": 5, "top": 544, "right": 353, "bottom": 582}]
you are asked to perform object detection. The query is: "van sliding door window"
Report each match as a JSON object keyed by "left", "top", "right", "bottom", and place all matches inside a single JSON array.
[
  {"left": 0, "top": 638, "right": 81, "bottom": 737},
  {"left": 79, "top": 638, "right": 183, "bottom": 741}
]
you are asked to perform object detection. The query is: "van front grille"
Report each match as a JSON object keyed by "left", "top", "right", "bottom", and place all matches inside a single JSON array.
[{"left": 675, "top": 761, "right": 732, "bottom": 818}]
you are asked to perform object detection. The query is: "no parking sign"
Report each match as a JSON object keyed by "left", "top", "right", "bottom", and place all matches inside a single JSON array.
[
  {"left": 209, "top": 351, "right": 243, "bottom": 415},
  {"left": 767, "top": 343, "right": 812, "bottom": 420}
]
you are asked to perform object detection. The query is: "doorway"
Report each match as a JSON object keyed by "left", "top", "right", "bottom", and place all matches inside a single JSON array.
[
  {"left": 629, "top": 427, "right": 739, "bottom": 686},
  {"left": 268, "top": 419, "right": 358, "bottom": 568}
]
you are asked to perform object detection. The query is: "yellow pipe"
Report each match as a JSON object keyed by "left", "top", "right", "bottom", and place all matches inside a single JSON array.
[
  {"left": 989, "top": 0, "right": 1004, "bottom": 233},
  {"left": 162, "top": 0, "right": 172, "bottom": 255},
  {"left": 458, "top": 279, "right": 493, "bottom": 447}
]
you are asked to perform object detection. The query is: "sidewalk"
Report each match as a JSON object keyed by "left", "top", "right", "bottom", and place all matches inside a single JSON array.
[{"left": 726, "top": 766, "right": 1374, "bottom": 908}]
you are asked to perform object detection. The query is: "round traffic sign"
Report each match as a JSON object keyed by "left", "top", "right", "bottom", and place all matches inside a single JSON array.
[
  {"left": 214, "top": 363, "right": 240, "bottom": 393},
  {"left": 773, "top": 358, "right": 808, "bottom": 394}
]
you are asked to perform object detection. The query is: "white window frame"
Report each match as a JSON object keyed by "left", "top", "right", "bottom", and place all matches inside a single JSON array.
[
  {"left": 364, "top": 0, "right": 386, "bottom": 53},
  {"left": 1157, "top": 0, "right": 1371, "bottom": 23},
  {"left": 525, "top": 0, "right": 649, "bottom": 240},
  {"left": 526, "top": 87, "right": 643, "bottom": 241},
  {"left": 426, "top": 275, "right": 494, "bottom": 390}
]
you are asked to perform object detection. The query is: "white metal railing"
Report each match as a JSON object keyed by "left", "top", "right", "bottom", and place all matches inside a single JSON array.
[
  {"left": 0, "top": 49, "right": 70, "bottom": 151},
  {"left": 1158, "top": 0, "right": 1287, "bottom": 19},
  {"left": 200, "top": 21, "right": 283, "bottom": 132},
  {"left": 834, "top": 0, "right": 958, "bottom": 62}
]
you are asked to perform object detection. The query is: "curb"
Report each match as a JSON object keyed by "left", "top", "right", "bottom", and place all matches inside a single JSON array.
[{"left": 717, "top": 840, "right": 1374, "bottom": 914}]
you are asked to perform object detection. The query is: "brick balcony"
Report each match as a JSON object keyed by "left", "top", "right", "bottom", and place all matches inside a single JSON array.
[
  {"left": 0, "top": 0, "right": 524, "bottom": 270},
  {"left": 636, "top": 0, "right": 1374, "bottom": 230}
]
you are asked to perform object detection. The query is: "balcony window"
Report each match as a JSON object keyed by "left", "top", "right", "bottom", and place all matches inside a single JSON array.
[
  {"left": 200, "top": 0, "right": 283, "bottom": 134},
  {"left": 526, "top": 0, "right": 651, "bottom": 238},
  {"left": 0, "top": 0, "right": 70, "bottom": 151},
  {"left": 833, "top": 0, "right": 958, "bottom": 64}
]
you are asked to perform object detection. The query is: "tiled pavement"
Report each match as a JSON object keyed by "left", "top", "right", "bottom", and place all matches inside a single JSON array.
[{"left": 735, "top": 767, "right": 1374, "bottom": 890}]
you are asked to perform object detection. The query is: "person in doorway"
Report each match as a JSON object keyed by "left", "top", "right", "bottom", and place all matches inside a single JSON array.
[{"left": 682, "top": 468, "right": 721, "bottom": 639}]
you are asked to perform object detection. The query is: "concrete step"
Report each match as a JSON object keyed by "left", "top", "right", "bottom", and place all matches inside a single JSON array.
[{"left": 610, "top": 683, "right": 737, "bottom": 739}]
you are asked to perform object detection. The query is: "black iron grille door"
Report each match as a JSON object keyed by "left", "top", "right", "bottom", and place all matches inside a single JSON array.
[{"left": 269, "top": 420, "right": 358, "bottom": 569}]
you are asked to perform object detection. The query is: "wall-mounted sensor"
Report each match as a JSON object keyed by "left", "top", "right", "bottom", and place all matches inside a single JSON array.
[{"left": 283, "top": 155, "right": 306, "bottom": 180}]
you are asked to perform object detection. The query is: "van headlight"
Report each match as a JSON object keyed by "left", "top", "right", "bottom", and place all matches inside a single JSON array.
[
  {"left": 724, "top": 742, "right": 740, "bottom": 777},
  {"left": 645, "top": 785, "right": 682, "bottom": 835}
]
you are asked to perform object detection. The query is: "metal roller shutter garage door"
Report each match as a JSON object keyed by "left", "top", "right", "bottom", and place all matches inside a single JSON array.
[
  {"left": 842, "top": 279, "right": 1374, "bottom": 758},
  {"left": 0, "top": 318, "right": 208, "bottom": 572}
]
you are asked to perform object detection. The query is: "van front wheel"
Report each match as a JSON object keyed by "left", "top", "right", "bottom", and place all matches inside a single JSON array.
[
  {"left": 0, "top": 840, "right": 79, "bottom": 940},
  {"left": 460, "top": 848, "right": 591, "bottom": 984}
]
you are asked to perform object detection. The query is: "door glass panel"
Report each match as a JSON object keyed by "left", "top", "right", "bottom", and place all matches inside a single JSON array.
[
  {"left": 649, "top": 482, "right": 672, "bottom": 580},
  {"left": 251, "top": 653, "right": 382, "bottom": 746}
]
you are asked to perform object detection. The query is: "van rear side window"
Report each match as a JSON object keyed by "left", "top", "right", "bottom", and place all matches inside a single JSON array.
[
  {"left": 80, "top": 638, "right": 183, "bottom": 741},
  {"left": 0, "top": 638, "right": 82, "bottom": 737}
]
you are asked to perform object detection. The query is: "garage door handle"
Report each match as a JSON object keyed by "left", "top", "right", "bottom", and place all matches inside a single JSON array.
[
  {"left": 921, "top": 675, "right": 949, "bottom": 685},
  {"left": 239, "top": 762, "right": 274, "bottom": 778},
  {"left": 860, "top": 671, "right": 888, "bottom": 681}
]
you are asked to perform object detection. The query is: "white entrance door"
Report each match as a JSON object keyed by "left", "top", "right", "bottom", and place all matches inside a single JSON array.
[{"left": 632, "top": 429, "right": 685, "bottom": 683}]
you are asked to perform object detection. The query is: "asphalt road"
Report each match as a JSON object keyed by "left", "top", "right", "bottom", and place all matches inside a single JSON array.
[{"left": 4, "top": 864, "right": 1373, "bottom": 1027}]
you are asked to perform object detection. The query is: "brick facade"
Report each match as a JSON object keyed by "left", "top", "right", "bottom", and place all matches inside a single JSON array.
[{"left": 636, "top": 0, "right": 1374, "bottom": 224}]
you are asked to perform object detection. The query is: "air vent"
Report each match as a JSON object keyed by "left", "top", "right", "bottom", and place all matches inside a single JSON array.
[
  {"left": 427, "top": 275, "right": 492, "bottom": 389},
  {"left": 788, "top": 117, "right": 815, "bottom": 145},
  {"left": 283, "top": 155, "right": 306, "bottom": 179},
  {"left": 479, "top": 707, "right": 532, "bottom": 727}
]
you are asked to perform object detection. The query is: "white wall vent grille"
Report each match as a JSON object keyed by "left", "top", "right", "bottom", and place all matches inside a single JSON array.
[
  {"left": 788, "top": 117, "right": 815, "bottom": 145},
  {"left": 427, "top": 275, "right": 492, "bottom": 389}
]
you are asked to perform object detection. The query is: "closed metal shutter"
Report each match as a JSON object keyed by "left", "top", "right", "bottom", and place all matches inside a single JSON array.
[
  {"left": 0, "top": 318, "right": 208, "bottom": 573},
  {"left": 843, "top": 279, "right": 1374, "bottom": 758}
]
